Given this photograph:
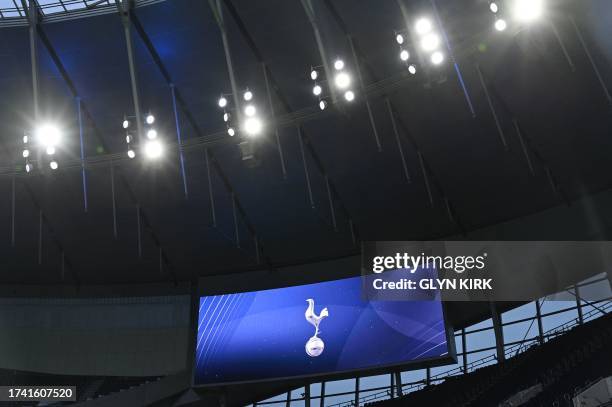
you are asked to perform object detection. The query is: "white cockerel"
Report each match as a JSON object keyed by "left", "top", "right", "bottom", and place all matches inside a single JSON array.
[{"left": 305, "top": 298, "right": 329, "bottom": 337}]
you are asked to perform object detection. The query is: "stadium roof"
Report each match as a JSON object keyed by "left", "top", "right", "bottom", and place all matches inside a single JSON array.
[{"left": 0, "top": 0, "right": 611, "bottom": 287}]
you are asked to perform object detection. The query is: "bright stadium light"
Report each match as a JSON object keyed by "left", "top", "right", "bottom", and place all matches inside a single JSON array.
[
  {"left": 319, "top": 100, "right": 327, "bottom": 110},
  {"left": 243, "top": 117, "right": 263, "bottom": 136},
  {"left": 146, "top": 129, "right": 157, "bottom": 140},
  {"left": 218, "top": 96, "right": 228, "bottom": 108},
  {"left": 408, "top": 64, "right": 417, "bottom": 74},
  {"left": 313, "top": 84, "right": 322, "bottom": 96},
  {"left": 490, "top": 2, "right": 499, "bottom": 13},
  {"left": 35, "top": 124, "right": 61, "bottom": 148},
  {"left": 513, "top": 0, "right": 543, "bottom": 22},
  {"left": 223, "top": 112, "right": 230, "bottom": 122},
  {"left": 244, "top": 105, "right": 256, "bottom": 117},
  {"left": 415, "top": 18, "right": 432, "bottom": 35},
  {"left": 228, "top": 127, "right": 235, "bottom": 137},
  {"left": 25, "top": 163, "right": 32, "bottom": 173},
  {"left": 495, "top": 18, "right": 507, "bottom": 31},
  {"left": 122, "top": 119, "right": 129, "bottom": 129},
  {"left": 396, "top": 33, "right": 404, "bottom": 45},
  {"left": 145, "top": 114, "right": 155, "bottom": 125},
  {"left": 127, "top": 149, "right": 136, "bottom": 159},
  {"left": 23, "top": 135, "right": 28, "bottom": 144},
  {"left": 144, "top": 139, "right": 163, "bottom": 159},
  {"left": 344, "top": 90, "right": 355, "bottom": 102},
  {"left": 311, "top": 69, "right": 318, "bottom": 80},
  {"left": 243, "top": 90, "right": 253, "bottom": 101},
  {"left": 421, "top": 33, "right": 440, "bottom": 51},
  {"left": 49, "top": 160, "right": 58, "bottom": 170},
  {"left": 334, "top": 59, "right": 345, "bottom": 70},
  {"left": 400, "top": 49, "right": 410, "bottom": 61},
  {"left": 46, "top": 146, "right": 55, "bottom": 155},
  {"left": 22, "top": 149, "right": 29, "bottom": 158},
  {"left": 431, "top": 51, "right": 444, "bottom": 65},
  {"left": 334, "top": 72, "right": 351, "bottom": 89}
]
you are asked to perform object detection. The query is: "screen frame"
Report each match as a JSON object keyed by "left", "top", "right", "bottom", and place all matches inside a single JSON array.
[{"left": 191, "top": 270, "right": 456, "bottom": 388}]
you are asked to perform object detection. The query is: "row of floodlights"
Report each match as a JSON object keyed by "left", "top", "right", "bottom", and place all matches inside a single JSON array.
[
  {"left": 395, "top": 17, "right": 445, "bottom": 70},
  {"left": 218, "top": 89, "right": 263, "bottom": 137},
  {"left": 22, "top": 124, "right": 61, "bottom": 171},
  {"left": 310, "top": 58, "right": 355, "bottom": 110},
  {"left": 490, "top": 0, "right": 545, "bottom": 31},
  {"left": 122, "top": 113, "right": 163, "bottom": 160}
]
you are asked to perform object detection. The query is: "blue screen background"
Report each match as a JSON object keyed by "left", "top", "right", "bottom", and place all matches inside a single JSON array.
[{"left": 194, "top": 273, "right": 448, "bottom": 385}]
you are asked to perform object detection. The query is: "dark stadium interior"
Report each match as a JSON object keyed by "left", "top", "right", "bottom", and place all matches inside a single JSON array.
[{"left": 0, "top": 0, "right": 611, "bottom": 406}]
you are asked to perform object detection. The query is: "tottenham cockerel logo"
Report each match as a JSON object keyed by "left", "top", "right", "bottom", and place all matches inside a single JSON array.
[{"left": 304, "top": 298, "right": 329, "bottom": 357}]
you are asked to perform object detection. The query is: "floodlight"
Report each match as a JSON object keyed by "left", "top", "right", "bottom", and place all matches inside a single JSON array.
[
  {"left": 244, "top": 105, "right": 256, "bottom": 117},
  {"left": 408, "top": 64, "right": 417, "bottom": 74},
  {"left": 46, "top": 146, "right": 56, "bottom": 155},
  {"left": 421, "top": 33, "right": 440, "bottom": 51},
  {"left": 49, "top": 161, "right": 58, "bottom": 170},
  {"left": 313, "top": 85, "right": 322, "bottom": 96},
  {"left": 243, "top": 90, "right": 253, "bottom": 101},
  {"left": 431, "top": 51, "right": 444, "bottom": 65},
  {"left": 146, "top": 129, "right": 157, "bottom": 140},
  {"left": 490, "top": 2, "right": 499, "bottom": 13},
  {"left": 122, "top": 119, "right": 129, "bottom": 129},
  {"left": 344, "top": 90, "right": 355, "bottom": 102},
  {"left": 218, "top": 97, "right": 228, "bottom": 108},
  {"left": 25, "top": 163, "right": 32, "bottom": 173},
  {"left": 127, "top": 149, "right": 136, "bottom": 159},
  {"left": 223, "top": 112, "right": 230, "bottom": 122},
  {"left": 514, "top": 0, "right": 543, "bottom": 21},
  {"left": 146, "top": 114, "right": 155, "bottom": 125},
  {"left": 495, "top": 18, "right": 507, "bottom": 31},
  {"left": 334, "top": 72, "right": 351, "bottom": 89},
  {"left": 396, "top": 34, "right": 404, "bottom": 45},
  {"left": 243, "top": 117, "right": 263, "bottom": 136},
  {"left": 144, "top": 139, "right": 163, "bottom": 159},
  {"left": 400, "top": 49, "right": 410, "bottom": 61},
  {"left": 23, "top": 135, "right": 28, "bottom": 144},
  {"left": 36, "top": 124, "right": 61, "bottom": 148},
  {"left": 126, "top": 134, "right": 132, "bottom": 144},
  {"left": 319, "top": 100, "right": 327, "bottom": 110},
  {"left": 228, "top": 127, "right": 235, "bottom": 137},
  {"left": 311, "top": 70, "right": 318, "bottom": 80},
  {"left": 22, "top": 149, "right": 29, "bottom": 158},
  {"left": 415, "top": 18, "right": 432, "bottom": 35},
  {"left": 334, "top": 59, "right": 345, "bottom": 70}
]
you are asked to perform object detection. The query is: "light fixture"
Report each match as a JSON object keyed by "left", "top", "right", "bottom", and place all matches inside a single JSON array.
[
  {"left": 495, "top": 18, "right": 507, "bottom": 31},
  {"left": 228, "top": 127, "right": 235, "bottom": 137},
  {"left": 415, "top": 18, "right": 432, "bottom": 35},
  {"left": 223, "top": 112, "right": 230, "bottom": 122},
  {"left": 334, "top": 72, "right": 351, "bottom": 89},
  {"left": 127, "top": 149, "right": 136, "bottom": 159},
  {"left": 490, "top": 2, "right": 499, "bottom": 13},
  {"left": 23, "top": 135, "right": 28, "bottom": 144},
  {"left": 22, "top": 149, "right": 29, "bottom": 158},
  {"left": 311, "top": 69, "right": 318, "bottom": 80},
  {"left": 333, "top": 59, "right": 345, "bottom": 71},
  {"left": 313, "top": 84, "right": 322, "bottom": 96},
  {"left": 122, "top": 119, "right": 129, "bottom": 129},
  {"left": 396, "top": 33, "right": 404, "bottom": 45},
  {"left": 126, "top": 134, "right": 133, "bottom": 144},
  {"left": 243, "top": 117, "right": 263, "bottom": 136},
  {"left": 49, "top": 161, "right": 58, "bottom": 170},
  {"left": 400, "top": 49, "right": 410, "bottom": 61},
  {"left": 431, "top": 51, "right": 444, "bottom": 65},
  {"left": 25, "top": 163, "right": 32, "bottom": 173},
  {"left": 408, "top": 64, "right": 417, "bottom": 74},
  {"left": 513, "top": 0, "right": 543, "bottom": 22},
  {"left": 146, "top": 129, "right": 157, "bottom": 140},
  {"left": 218, "top": 97, "right": 228, "bottom": 108},
  {"left": 244, "top": 105, "right": 256, "bottom": 117},
  {"left": 243, "top": 90, "right": 253, "bottom": 101},
  {"left": 144, "top": 139, "right": 163, "bottom": 159},
  {"left": 35, "top": 124, "right": 61, "bottom": 148},
  {"left": 145, "top": 114, "right": 155, "bottom": 125},
  {"left": 344, "top": 90, "right": 355, "bottom": 102},
  {"left": 421, "top": 33, "right": 440, "bottom": 51},
  {"left": 46, "top": 146, "right": 55, "bottom": 155},
  {"left": 319, "top": 100, "right": 327, "bottom": 110}
]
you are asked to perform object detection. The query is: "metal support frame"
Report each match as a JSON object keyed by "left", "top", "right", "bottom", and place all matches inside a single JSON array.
[
  {"left": 27, "top": 0, "right": 39, "bottom": 120},
  {"left": 386, "top": 98, "right": 412, "bottom": 184},
  {"left": 325, "top": 175, "right": 337, "bottom": 231},
  {"left": 298, "top": 127, "right": 315, "bottom": 209},
  {"left": 535, "top": 299, "right": 544, "bottom": 344},
  {"left": 119, "top": 0, "right": 143, "bottom": 141},
  {"left": 170, "top": 84, "right": 189, "bottom": 198},
  {"left": 355, "top": 376, "right": 360, "bottom": 406},
  {"left": 425, "top": 367, "right": 431, "bottom": 386},
  {"left": 490, "top": 301, "right": 506, "bottom": 362},
  {"left": 76, "top": 97, "right": 89, "bottom": 212},
  {"left": 475, "top": 64, "right": 507, "bottom": 149},
  {"left": 304, "top": 383, "right": 311, "bottom": 407},
  {"left": 574, "top": 284, "right": 584, "bottom": 324},
  {"left": 300, "top": 0, "right": 335, "bottom": 101},
  {"left": 394, "top": 372, "right": 403, "bottom": 397},
  {"left": 461, "top": 328, "right": 467, "bottom": 372},
  {"left": 319, "top": 382, "right": 325, "bottom": 407}
]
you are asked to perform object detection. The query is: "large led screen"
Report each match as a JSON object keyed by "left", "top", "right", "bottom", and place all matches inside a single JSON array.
[{"left": 194, "top": 273, "right": 449, "bottom": 385}]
